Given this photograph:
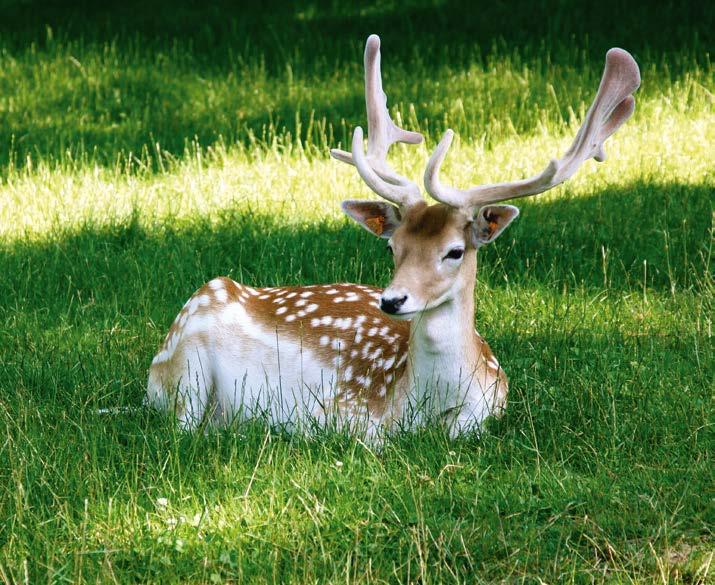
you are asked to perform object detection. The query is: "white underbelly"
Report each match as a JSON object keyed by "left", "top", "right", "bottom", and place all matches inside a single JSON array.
[
  {"left": 211, "top": 334, "right": 340, "bottom": 426},
  {"left": 204, "top": 302, "right": 344, "bottom": 427}
]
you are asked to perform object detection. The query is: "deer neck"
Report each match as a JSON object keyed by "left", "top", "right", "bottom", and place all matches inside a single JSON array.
[{"left": 405, "top": 252, "right": 480, "bottom": 403}]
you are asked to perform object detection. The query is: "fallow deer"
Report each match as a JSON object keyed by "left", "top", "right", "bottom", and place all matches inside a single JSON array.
[{"left": 146, "top": 35, "right": 640, "bottom": 439}]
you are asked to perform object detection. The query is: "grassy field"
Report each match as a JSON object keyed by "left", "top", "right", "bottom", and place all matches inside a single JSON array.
[{"left": 0, "top": 1, "right": 713, "bottom": 582}]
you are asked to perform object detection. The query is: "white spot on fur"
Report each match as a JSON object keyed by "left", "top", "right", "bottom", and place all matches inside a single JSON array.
[
  {"left": 321, "top": 316, "right": 333, "bottom": 326},
  {"left": 295, "top": 299, "right": 307, "bottom": 307},
  {"left": 215, "top": 289, "right": 228, "bottom": 303},
  {"left": 276, "top": 307, "right": 288, "bottom": 315},
  {"left": 383, "top": 356, "right": 395, "bottom": 370},
  {"left": 305, "top": 303, "right": 318, "bottom": 313},
  {"left": 361, "top": 342, "right": 373, "bottom": 359},
  {"left": 258, "top": 294, "right": 269, "bottom": 300},
  {"left": 320, "top": 335, "right": 330, "bottom": 346},
  {"left": 326, "top": 289, "right": 338, "bottom": 295},
  {"left": 367, "top": 327, "right": 378, "bottom": 337},
  {"left": 300, "top": 291, "right": 313, "bottom": 298},
  {"left": 311, "top": 318, "right": 321, "bottom": 327},
  {"left": 209, "top": 279, "right": 224, "bottom": 291},
  {"left": 356, "top": 375, "right": 368, "bottom": 387},
  {"left": 187, "top": 297, "right": 200, "bottom": 314},
  {"left": 379, "top": 326, "right": 390, "bottom": 337},
  {"left": 335, "top": 317, "right": 352, "bottom": 330},
  {"left": 285, "top": 314, "right": 296, "bottom": 322},
  {"left": 343, "top": 365, "right": 353, "bottom": 382},
  {"left": 331, "top": 339, "right": 342, "bottom": 351},
  {"left": 297, "top": 310, "right": 306, "bottom": 318},
  {"left": 198, "top": 295, "right": 211, "bottom": 307},
  {"left": 333, "top": 297, "right": 344, "bottom": 303},
  {"left": 286, "top": 292, "right": 297, "bottom": 299}
]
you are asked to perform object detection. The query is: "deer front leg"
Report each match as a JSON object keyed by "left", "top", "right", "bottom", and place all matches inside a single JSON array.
[{"left": 446, "top": 377, "right": 506, "bottom": 438}]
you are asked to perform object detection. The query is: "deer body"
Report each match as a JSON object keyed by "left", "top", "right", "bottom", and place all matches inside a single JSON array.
[
  {"left": 146, "top": 272, "right": 505, "bottom": 434},
  {"left": 146, "top": 35, "right": 639, "bottom": 438}
]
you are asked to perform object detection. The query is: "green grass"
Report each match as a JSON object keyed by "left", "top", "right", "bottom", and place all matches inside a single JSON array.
[{"left": 0, "top": 1, "right": 713, "bottom": 582}]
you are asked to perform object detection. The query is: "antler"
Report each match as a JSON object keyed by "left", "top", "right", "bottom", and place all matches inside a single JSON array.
[
  {"left": 424, "top": 48, "right": 641, "bottom": 209},
  {"left": 330, "top": 34, "right": 424, "bottom": 207}
]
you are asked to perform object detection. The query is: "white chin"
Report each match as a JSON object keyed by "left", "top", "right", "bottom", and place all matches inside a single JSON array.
[
  {"left": 399, "top": 296, "right": 452, "bottom": 318},
  {"left": 387, "top": 311, "right": 416, "bottom": 321}
]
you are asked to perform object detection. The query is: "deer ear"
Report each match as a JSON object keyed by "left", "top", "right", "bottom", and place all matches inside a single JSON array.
[
  {"left": 341, "top": 200, "right": 402, "bottom": 239},
  {"left": 471, "top": 205, "right": 519, "bottom": 245}
]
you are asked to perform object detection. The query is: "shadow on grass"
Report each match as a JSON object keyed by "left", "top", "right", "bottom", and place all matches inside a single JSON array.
[
  {"left": 0, "top": 181, "right": 710, "bottom": 324},
  {"left": 2, "top": 0, "right": 711, "bottom": 60},
  {"left": 0, "top": 1, "right": 711, "bottom": 170}
]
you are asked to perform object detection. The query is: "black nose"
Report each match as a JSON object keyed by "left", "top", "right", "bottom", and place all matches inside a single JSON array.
[{"left": 380, "top": 295, "right": 408, "bottom": 314}]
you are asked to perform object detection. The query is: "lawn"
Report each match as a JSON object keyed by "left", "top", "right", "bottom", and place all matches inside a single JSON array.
[{"left": 0, "top": 1, "right": 712, "bottom": 582}]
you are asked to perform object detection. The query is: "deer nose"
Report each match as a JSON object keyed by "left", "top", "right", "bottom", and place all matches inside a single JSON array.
[{"left": 380, "top": 294, "right": 408, "bottom": 315}]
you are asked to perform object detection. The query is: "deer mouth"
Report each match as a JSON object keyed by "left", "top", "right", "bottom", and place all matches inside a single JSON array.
[{"left": 386, "top": 310, "right": 417, "bottom": 321}]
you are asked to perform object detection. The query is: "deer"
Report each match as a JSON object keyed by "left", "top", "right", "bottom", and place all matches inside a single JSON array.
[{"left": 146, "top": 35, "right": 640, "bottom": 439}]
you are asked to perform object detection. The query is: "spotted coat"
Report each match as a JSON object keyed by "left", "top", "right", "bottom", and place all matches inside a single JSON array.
[{"left": 147, "top": 276, "right": 505, "bottom": 429}]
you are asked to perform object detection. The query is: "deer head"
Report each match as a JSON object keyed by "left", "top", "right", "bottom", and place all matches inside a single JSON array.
[{"left": 332, "top": 35, "right": 640, "bottom": 318}]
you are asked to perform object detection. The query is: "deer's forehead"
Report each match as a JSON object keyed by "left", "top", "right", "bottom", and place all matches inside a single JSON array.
[{"left": 398, "top": 204, "right": 468, "bottom": 242}]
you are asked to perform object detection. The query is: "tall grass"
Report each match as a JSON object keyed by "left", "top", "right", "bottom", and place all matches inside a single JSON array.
[{"left": 0, "top": 1, "right": 713, "bottom": 582}]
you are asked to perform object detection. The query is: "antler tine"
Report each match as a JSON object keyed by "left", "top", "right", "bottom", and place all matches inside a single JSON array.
[
  {"left": 330, "top": 34, "right": 424, "bottom": 207},
  {"left": 425, "top": 48, "right": 641, "bottom": 209}
]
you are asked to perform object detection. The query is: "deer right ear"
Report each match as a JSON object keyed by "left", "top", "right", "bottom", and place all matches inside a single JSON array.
[
  {"left": 341, "top": 200, "right": 402, "bottom": 239},
  {"left": 471, "top": 205, "right": 520, "bottom": 246}
]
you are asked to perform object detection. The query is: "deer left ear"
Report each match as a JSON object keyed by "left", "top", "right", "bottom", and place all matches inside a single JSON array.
[
  {"left": 341, "top": 200, "right": 402, "bottom": 239},
  {"left": 471, "top": 205, "right": 520, "bottom": 246}
]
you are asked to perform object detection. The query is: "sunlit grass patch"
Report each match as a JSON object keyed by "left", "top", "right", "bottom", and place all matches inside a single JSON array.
[{"left": 1, "top": 101, "right": 712, "bottom": 241}]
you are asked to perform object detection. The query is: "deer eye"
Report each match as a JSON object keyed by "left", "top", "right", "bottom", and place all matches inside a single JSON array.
[{"left": 444, "top": 248, "right": 464, "bottom": 260}]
